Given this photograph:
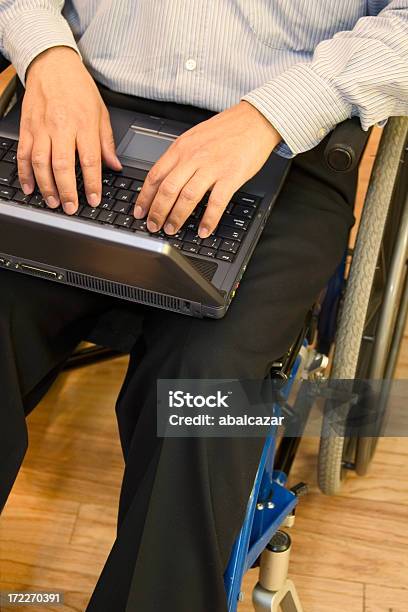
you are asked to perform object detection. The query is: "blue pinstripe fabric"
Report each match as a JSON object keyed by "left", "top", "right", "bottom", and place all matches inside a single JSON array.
[{"left": 0, "top": 1, "right": 407, "bottom": 155}]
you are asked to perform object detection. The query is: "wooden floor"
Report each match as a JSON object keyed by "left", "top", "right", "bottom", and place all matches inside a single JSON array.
[{"left": 0, "top": 120, "right": 407, "bottom": 611}]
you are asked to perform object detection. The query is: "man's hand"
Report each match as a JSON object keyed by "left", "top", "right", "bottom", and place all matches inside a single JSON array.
[
  {"left": 136, "top": 101, "right": 281, "bottom": 238},
  {"left": 19, "top": 46, "right": 122, "bottom": 215}
]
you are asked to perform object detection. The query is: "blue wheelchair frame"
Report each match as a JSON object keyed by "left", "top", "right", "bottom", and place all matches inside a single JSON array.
[{"left": 223, "top": 260, "right": 346, "bottom": 611}]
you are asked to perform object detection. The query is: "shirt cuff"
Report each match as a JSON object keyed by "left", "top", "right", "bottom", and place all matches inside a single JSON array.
[
  {"left": 3, "top": 8, "right": 80, "bottom": 85},
  {"left": 242, "top": 63, "right": 353, "bottom": 157}
]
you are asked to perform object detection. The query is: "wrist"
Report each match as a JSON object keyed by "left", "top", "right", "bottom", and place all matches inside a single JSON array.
[
  {"left": 240, "top": 100, "right": 282, "bottom": 147},
  {"left": 26, "top": 46, "right": 80, "bottom": 81}
]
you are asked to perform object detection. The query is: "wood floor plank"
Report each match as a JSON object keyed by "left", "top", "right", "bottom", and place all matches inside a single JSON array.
[
  {"left": 0, "top": 493, "right": 78, "bottom": 546},
  {"left": 70, "top": 504, "right": 117, "bottom": 551},
  {"left": 365, "top": 583, "right": 408, "bottom": 612},
  {"left": 0, "top": 542, "right": 107, "bottom": 592}
]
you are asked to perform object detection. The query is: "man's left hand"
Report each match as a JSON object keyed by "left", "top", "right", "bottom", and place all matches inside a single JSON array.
[{"left": 134, "top": 101, "right": 281, "bottom": 238}]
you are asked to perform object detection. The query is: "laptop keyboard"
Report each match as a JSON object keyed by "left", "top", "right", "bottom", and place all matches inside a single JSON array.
[{"left": 0, "top": 137, "right": 261, "bottom": 264}]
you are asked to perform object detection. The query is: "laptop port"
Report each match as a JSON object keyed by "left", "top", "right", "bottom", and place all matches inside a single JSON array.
[{"left": 18, "top": 264, "right": 63, "bottom": 281}]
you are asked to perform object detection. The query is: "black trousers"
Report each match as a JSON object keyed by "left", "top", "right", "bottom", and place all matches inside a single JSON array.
[{"left": 0, "top": 94, "right": 357, "bottom": 612}]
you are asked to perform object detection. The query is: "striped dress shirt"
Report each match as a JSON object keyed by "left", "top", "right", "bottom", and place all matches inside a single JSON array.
[{"left": 0, "top": 1, "right": 407, "bottom": 157}]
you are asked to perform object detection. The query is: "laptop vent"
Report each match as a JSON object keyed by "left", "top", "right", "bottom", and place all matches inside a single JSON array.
[
  {"left": 66, "top": 270, "right": 190, "bottom": 313},
  {"left": 185, "top": 256, "right": 218, "bottom": 281}
]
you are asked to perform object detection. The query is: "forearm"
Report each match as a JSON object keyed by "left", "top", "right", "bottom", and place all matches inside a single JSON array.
[
  {"left": 0, "top": 0, "right": 79, "bottom": 84},
  {"left": 243, "top": 0, "right": 408, "bottom": 156}
]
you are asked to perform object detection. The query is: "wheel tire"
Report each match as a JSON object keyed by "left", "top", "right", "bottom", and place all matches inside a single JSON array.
[{"left": 317, "top": 118, "right": 408, "bottom": 495}]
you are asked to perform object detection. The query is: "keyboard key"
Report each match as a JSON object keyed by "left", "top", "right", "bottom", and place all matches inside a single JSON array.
[
  {"left": 232, "top": 192, "right": 260, "bottom": 208},
  {"left": 114, "top": 177, "right": 132, "bottom": 189},
  {"left": 190, "top": 205, "right": 204, "bottom": 219},
  {"left": 80, "top": 206, "right": 100, "bottom": 220},
  {"left": 0, "top": 137, "right": 13, "bottom": 150},
  {"left": 132, "top": 219, "right": 148, "bottom": 232},
  {"left": 232, "top": 204, "right": 254, "bottom": 219},
  {"left": 216, "top": 252, "right": 234, "bottom": 263},
  {"left": 113, "top": 201, "right": 131, "bottom": 214},
  {"left": 116, "top": 189, "right": 133, "bottom": 203},
  {"left": 0, "top": 161, "right": 15, "bottom": 184},
  {"left": 29, "top": 193, "right": 46, "bottom": 207},
  {"left": 202, "top": 236, "right": 221, "bottom": 249},
  {"left": 102, "top": 174, "right": 115, "bottom": 186},
  {"left": 13, "top": 189, "right": 31, "bottom": 204},
  {"left": 222, "top": 201, "right": 234, "bottom": 214},
  {"left": 102, "top": 186, "right": 117, "bottom": 198},
  {"left": 10, "top": 141, "right": 18, "bottom": 151},
  {"left": 216, "top": 225, "right": 244, "bottom": 241},
  {"left": 173, "top": 229, "right": 185, "bottom": 241},
  {"left": 12, "top": 177, "right": 21, "bottom": 189},
  {"left": 182, "top": 244, "right": 200, "bottom": 254},
  {"left": 221, "top": 215, "right": 249, "bottom": 231},
  {"left": 184, "top": 230, "right": 201, "bottom": 245},
  {"left": 130, "top": 180, "right": 143, "bottom": 193},
  {"left": 0, "top": 187, "right": 15, "bottom": 199},
  {"left": 169, "top": 240, "right": 182, "bottom": 250},
  {"left": 100, "top": 198, "right": 115, "bottom": 210},
  {"left": 3, "top": 150, "right": 17, "bottom": 163},
  {"left": 199, "top": 247, "right": 216, "bottom": 258},
  {"left": 114, "top": 214, "right": 133, "bottom": 228},
  {"left": 98, "top": 210, "right": 117, "bottom": 224},
  {"left": 185, "top": 218, "right": 199, "bottom": 232},
  {"left": 220, "top": 240, "right": 239, "bottom": 254}
]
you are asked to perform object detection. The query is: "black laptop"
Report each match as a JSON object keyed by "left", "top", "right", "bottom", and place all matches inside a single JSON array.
[{"left": 0, "top": 100, "right": 289, "bottom": 318}]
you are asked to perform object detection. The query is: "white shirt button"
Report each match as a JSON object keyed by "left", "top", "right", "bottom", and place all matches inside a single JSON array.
[
  {"left": 185, "top": 58, "right": 197, "bottom": 71},
  {"left": 317, "top": 128, "right": 327, "bottom": 139}
]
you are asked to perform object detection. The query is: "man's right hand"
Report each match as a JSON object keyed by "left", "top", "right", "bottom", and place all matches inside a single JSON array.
[{"left": 18, "top": 46, "right": 122, "bottom": 215}]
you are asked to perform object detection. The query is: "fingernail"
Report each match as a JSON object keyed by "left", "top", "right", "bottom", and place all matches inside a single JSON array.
[
  {"left": 63, "top": 201, "right": 76, "bottom": 215},
  {"left": 134, "top": 205, "right": 144, "bottom": 219},
  {"left": 147, "top": 219, "right": 158, "bottom": 233},
  {"left": 164, "top": 223, "right": 175, "bottom": 235},
  {"left": 46, "top": 195, "right": 59, "bottom": 208},
  {"left": 88, "top": 192, "right": 100, "bottom": 207},
  {"left": 22, "top": 183, "right": 33, "bottom": 195},
  {"left": 199, "top": 227, "right": 210, "bottom": 239}
]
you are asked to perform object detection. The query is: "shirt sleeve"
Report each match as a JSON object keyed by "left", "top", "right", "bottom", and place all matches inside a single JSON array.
[
  {"left": 242, "top": 0, "right": 408, "bottom": 157},
  {"left": 0, "top": 1, "right": 80, "bottom": 85}
]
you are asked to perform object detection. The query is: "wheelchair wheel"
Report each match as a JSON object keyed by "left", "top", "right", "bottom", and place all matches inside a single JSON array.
[{"left": 318, "top": 117, "right": 408, "bottom": 495}]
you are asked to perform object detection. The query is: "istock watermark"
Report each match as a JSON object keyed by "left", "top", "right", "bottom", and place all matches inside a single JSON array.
[
  {"left": 157, "top": 379, "right": 408, "bottom": 438},
  {"left": 157, "top": 379, "right": 285, "bottom": 437}
]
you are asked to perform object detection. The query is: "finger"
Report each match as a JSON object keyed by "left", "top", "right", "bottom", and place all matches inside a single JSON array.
[
  {"left": 31, "top": 134, "right": 60, "bottom": 208},
  {"left": 146, "top": 162, "right": 197, "bottom": 232},
  {"left": 51, "top": 132, "right": 78, "bottom": 215},
  {"left": 100, "top": 111, "right": 122, "bottom": 171},
  {"left": 17, "top": 130, "right": 35, "bottom": 195},
  {"left": 134, "top": 148, "right": 179, "bottom": 220},
  {"left": 198, "top": 181, "right": 236, "bottom": 238},
  {"left": 77, "top": 130, "right": 102, "bottom": 207},
  {"left": 163, "top": 170, "right": 214, "bottom": 235}
]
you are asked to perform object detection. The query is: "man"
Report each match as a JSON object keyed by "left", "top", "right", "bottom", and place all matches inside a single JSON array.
[{"left": 0, "top": 1, "right": 407, "bottom": 610}]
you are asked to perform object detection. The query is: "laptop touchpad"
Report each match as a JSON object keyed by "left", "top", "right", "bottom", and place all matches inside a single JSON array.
[{"left": 120, "top": 131, "right": 172, "bottom": 164}]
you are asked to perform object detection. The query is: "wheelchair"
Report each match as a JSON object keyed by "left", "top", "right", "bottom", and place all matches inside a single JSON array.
[{"left": 0, "top": 57, "right": 407, "bottom": 611}]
